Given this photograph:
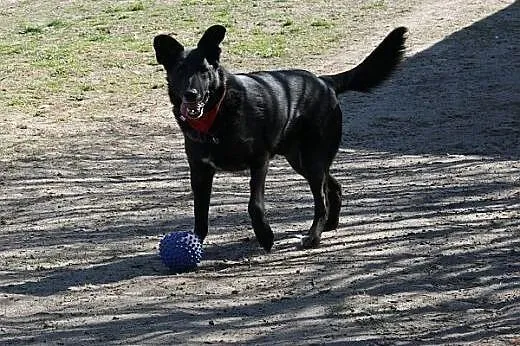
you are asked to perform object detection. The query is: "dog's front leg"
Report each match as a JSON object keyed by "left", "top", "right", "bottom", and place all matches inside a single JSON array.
[
  {"left": 248, "top": 162, "right": 274, "bottom": 252},
  {"left": 190, "top": 162, "right": 215, "bottom": 243}
]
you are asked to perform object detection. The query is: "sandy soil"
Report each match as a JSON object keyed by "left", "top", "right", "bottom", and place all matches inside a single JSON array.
[{"left": 1, "top": 0, "right": 519, "bottom": 344}]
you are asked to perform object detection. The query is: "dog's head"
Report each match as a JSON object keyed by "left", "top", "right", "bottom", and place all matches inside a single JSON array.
[{"left": 153, "top": 25, "right": 226, "bottom": 119}]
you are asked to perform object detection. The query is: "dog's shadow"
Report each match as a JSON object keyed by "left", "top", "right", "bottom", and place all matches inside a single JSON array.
[{"left": 341, "top": 2, "right": 519, "bottom": 159}]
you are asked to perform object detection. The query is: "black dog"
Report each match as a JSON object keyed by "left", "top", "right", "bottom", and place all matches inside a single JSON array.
[{"left": 153, "top": 25, "right": 407, "bottom": 251}]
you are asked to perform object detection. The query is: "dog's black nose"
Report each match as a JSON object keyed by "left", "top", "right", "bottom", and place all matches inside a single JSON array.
[{"left": 184, "top": 89, "right": 198, "bottom": 102}]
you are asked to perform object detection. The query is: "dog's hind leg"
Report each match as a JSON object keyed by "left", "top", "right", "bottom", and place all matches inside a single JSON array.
[
  {"left": 285, "top": 106, "right": 342, "bottom": 247},
  {"left": 285, "top": 150, "right": 329, "bottom": 248},
  {"left": 324, "top": 174, "right": 342, "bottom": 231},
  {"left": 304, "top": 168, "right": 329, "bottom": 248},
  {"left": 249, "top": 161, "right": 274, "bottom": 252}
]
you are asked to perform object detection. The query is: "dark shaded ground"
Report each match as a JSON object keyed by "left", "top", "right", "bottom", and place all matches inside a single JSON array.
[{"left": 343, "top": 2, "right": 519, "bottom": 159}]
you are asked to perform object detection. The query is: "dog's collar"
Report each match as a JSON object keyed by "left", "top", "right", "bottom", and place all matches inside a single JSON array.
[{"left": 177, "top": 85, "right": 226, "bottom": 134}]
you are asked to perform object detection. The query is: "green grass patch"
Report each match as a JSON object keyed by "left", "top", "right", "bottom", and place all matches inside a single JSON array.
[
  {"left": 128, "top": 1, "right": 146, "bottom": 12},
  {"left": 362, "top": 0, "right": 387, "bottom": 11},
  {"left": 104, "top": 0, "right": 147, "bottom": 14},
  {"left": 0, "top": 0, "right": 404, "bottom": 115},
  {"left": 230, "top": 27, "right": 287, "bottom": 58},
  {"left": 310, "top": 19, "right": 333, "bottom": 29},
  {"left": 19, "top": 25, "right": 43, "bottom": 35},
  {"left": 46, "top": 19, "right": 68, "bottom": 29}
]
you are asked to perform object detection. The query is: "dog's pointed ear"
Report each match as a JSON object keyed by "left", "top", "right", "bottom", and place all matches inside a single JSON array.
[
  {"left": 197, "top": 25, "right": 226, "bottom": 66},
  {"left": 153, "top": 34, "right": 184, "bottom": 68}
]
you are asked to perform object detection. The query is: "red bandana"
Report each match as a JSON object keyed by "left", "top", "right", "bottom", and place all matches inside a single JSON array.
[{"left": 179, "top": 87, "right": 226, "bottom": 134}]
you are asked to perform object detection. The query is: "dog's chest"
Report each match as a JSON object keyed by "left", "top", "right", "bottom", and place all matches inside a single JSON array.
[{"left": 189, "top": 135, "right": 256, "bottom": 171}]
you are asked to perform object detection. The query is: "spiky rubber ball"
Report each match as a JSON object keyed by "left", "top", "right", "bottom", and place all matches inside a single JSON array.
[{"left": 159, "top": 231, "right": 203, "bottom": 273}]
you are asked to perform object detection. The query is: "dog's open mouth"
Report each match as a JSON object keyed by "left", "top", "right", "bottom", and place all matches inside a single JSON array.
[{"left": 180, "top": 93, "right": 209, "bottom": 119}]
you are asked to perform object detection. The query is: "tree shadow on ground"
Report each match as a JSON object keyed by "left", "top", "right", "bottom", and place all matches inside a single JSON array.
[
  {"left": 0, "top": 254, "right": 161, "bottom": 296},
  {"left": 1, "top": 227, "right": 518, "bottom": 344}
]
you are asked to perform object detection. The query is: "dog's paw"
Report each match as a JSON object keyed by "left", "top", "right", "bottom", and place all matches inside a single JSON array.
[
  {"left": 257, "top": 234, "right": 274, "bottom": 252},
  {"left": 253, "top": 223, "right": 274, "bottom": 252},
  {"left": 300, "top": 235, "right": 320, "bottom": 249},
  {"left": 323, "top": 218, "right": 339, "bottom": 232}
]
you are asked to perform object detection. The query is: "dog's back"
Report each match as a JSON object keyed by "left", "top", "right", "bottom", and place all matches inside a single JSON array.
[{"left": 228, "top": 69, "right": 338, "bottom": 154}]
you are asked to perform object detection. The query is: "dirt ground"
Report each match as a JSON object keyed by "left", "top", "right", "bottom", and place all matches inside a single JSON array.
[{"left": 1, "top": 0, "right": 519, "bottom": 344}]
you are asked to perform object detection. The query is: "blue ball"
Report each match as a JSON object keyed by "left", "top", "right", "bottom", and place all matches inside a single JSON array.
[{"left": 159, "top": 231, "right": 203, "bottom": 273}]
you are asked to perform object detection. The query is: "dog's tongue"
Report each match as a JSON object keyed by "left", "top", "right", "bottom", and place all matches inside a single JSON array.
[{"left": 180, "top": 101, "right": 203, "bottom": 119}]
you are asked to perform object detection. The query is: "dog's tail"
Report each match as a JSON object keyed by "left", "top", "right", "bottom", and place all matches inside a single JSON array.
[{"left": 320, "top": 27, "right": 407, "bottom": 94}]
